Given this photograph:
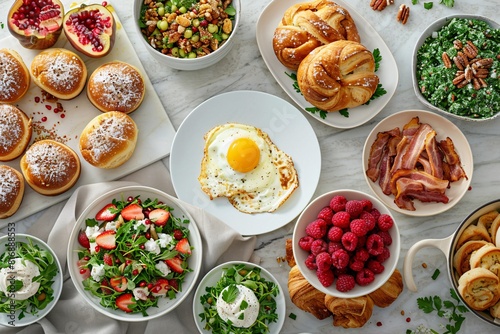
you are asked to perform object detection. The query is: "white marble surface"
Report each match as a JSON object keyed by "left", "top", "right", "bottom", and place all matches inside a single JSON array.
[{"left": 1, "top": 0, "right": 500, "bottom": 333}]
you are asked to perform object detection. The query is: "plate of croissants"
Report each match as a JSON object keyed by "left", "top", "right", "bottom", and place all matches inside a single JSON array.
[{"left": 256, "top": 0, "right": 398, "bottom": 129}]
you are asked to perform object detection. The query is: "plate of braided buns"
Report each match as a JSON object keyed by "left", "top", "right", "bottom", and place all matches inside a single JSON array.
[{"left": 256, "top": 0, "right": 398, "bottom": 129}]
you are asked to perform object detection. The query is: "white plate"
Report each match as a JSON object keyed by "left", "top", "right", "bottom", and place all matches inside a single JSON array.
[
  {"left": 170, "top": 90, "right": 321, "bottom": 236},
  {"left": 362, "top": 110, "right": 473, "bottom": 216},
  {"left": 0, "top": 1, "right": 176, "bottom": 227},
  {"left": 192, "top": 261, "right": 286, "bottom": 334},
  {"left": 256, "top": 0, "right": 398, "bottom": 129}
]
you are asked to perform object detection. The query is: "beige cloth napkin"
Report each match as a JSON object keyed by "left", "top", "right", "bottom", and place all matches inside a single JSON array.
[{"left": 2, "top": 161, "right": 257, "bottom": 334}]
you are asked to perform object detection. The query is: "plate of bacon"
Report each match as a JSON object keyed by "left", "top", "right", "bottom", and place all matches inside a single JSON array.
[{"left": 363, "top": 110, "right": 473, "bottom": 216}]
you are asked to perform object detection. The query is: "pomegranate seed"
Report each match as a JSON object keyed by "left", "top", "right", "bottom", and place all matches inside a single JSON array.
[
  {"left": 45, "top": 104, "right": 51, "bottom": 110},
  {"left": 125, "top": 260, "right": 132, "bottom": 265},
  {"left": 102, "top": 1, "right": 107, "bottom": 6},
  {"left": 127, "top": 196, "right": 134, "bottom": 202},
  {"left": 132, "top": 269, "right": 139, "bottom": 275},
  {"left": 41, "top": 116, "right": 47, "bottom": 122},
  {"left": 34, "top": 96, "right": 40, "bottom": 103},
  {"left": 53, "top": 107, "right": 60, "bottom": 113},
  {"left": 95, "top": 245, "right": 100, "bottom": 252},
  {"left": 139, "top": 281, "right": 146, "bottom": 287},
  {"left": 140, "top": 244, "right": 145, "bottom": 250},
  {"left": 79, "top": 268, "right": 87, "bottom": 274},
  {"left": 406, "top": 317, "right": 411, "bottom": 322},
  {"left": 60, "top": 113, "right": 65, "bottom": 118},
  {"left": 147, "top": 283, "right": 153, "bottom": 290},
  {"left": 145, "top": 232, "right": 151, "bottom": 239},
  {"left": 376, "top": 321, "right": 382, "bottom": 326}
]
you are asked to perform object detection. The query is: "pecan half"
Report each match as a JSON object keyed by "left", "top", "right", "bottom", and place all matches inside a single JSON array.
[
  {"left": 396, "top": 5, "right": 410, "bottom": 25},
  {"left": 442, "top": 52, "right": 452, "bottom": 68},
  {"left": 370, "top": 0, "right": 387, "bottom": 11},
  {"left": 453, "top": 39, "right": 463, "bottom": 50}
]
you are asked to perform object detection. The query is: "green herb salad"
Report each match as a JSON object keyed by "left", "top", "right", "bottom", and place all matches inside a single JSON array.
[
  {"left": 416, "top": 17, "right": 500, "bottom": 119},
  {"left": 0, "top": 237, "right": 59, "bottom": 320},
  {"left": 198, "top": 263, "right": 281, "bottom": 333}
]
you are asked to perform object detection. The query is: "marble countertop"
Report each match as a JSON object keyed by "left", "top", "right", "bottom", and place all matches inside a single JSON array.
[{"left": 1, "top": 0, "right": 500, "bottom": 332}]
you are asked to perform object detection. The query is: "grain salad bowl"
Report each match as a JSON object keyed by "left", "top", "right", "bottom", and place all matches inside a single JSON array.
[
  {"left": 134, "top": 0, "right": 241, "bottom": 71},
  {"left": 412, "top": 14, "right": 500, "bottom": 121}
]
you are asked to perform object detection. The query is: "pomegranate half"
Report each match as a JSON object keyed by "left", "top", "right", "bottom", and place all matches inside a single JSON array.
[
  {"left": 7, "top": 0, "right": 64, "bottom": 50},
  {"left": 63, "top": 4, "right": 116, "bottom": 58}
]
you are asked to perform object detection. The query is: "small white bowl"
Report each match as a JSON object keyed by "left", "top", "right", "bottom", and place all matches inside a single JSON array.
[
  {"left": 133, "top": 0, "right": 241, "bottom": 71},
  {"left": 412, "top": 14, "right": 500, "bottom": 121},
  {"left": 292, "top": 189, "right": 400, "bottom": 299},
  {"left": 67, "top": 185, "right": 203, "bottom": 322},
  {"left": 0, "top": 234, "right": 63, "bottom": 327}
]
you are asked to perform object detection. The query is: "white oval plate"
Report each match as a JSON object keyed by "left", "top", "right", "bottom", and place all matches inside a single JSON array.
[
  {"left": 256, "top": 0, "right": 398, "bottom": 129},
  {"left": 192, "top": 261, "right": 286, "bottom": 334},
  {"left": 362, "top": 110, "right": 473, "bottom": 216},
  {"left": 170, "top": 90, "right": 321, "bottom": 236}
]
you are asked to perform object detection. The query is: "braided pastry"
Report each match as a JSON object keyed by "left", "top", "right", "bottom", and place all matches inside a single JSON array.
[
  {"left": 458, "top": 267, "right": 500, "bottom": 311},
  {"left": 297, "top": 40, "right": 379, "bottom": 112},
  {"left": 273, "top": 0, "right": 360, "bottom": 70},
  {"left": 324, "top": 294, "right": 374, "bottom": 328}
]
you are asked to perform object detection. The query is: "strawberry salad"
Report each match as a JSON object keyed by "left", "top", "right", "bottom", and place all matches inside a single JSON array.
[{"left": 75, "top": 195, "right": 193, "bottom": 315}]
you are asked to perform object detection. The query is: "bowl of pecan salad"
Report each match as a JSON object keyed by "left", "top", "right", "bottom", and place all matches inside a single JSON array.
[
  {"left": 135, "top": 0, "right": 240, "bottom": 70},
  {"left": 412, "top": 14, "right": 500, "bottom": 121}
]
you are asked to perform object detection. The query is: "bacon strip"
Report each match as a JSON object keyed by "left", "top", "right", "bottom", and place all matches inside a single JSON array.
[
  {"left": 425, "top": 137, "right": 444, "bottom": 179},
  {"left": 439, "top": 137, "right": 467, "bottom": 182},
  {"left": 366, "top": 128, "right": 400, "bottom": 182},
  {"left": 394, "top": 177, "right": 449, "bottom": 211},
  {"left": 400, "top": 124, "right": 436, "bottom": 170}
]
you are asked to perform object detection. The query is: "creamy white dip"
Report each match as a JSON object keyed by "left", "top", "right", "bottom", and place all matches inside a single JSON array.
[
  {"left": 216, "top": 284, "right": 260, "bottom": 328},
  {"left": 0, "top": 258, "right": 41, "bottom": 300}
]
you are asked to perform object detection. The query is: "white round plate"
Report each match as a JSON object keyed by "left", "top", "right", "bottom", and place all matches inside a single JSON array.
[
  {"left": 362, "top": 110, "right": 473, "bottom": 216},
  {"left": 170, "top": 90, "right": 321, "bottom": 236},
  {"left": 192, "top": 261, "right": 286, "bottom": 334},
  {"left": 256, "top": 0, "right": 398, "bottom": 129}
]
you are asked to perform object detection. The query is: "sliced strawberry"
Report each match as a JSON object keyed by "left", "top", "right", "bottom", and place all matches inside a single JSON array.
[
  {"left": 95, "top": 230, "right": 116, "bottom": 250},
  {"left": 121, "top": 203, "right": 145, "bottom": 221},
  {"left": 103, "top": 253, "right": 113, "bottom": 266},
  {"left": 110, "top": 276, "right": 128, "bottom": 292},
  {"left": 116, "top": 293, "right": 136, "bottom": 313},
  {"left": 151, "top": 278, "right": 170, "bottom": 296},
  {"left": 95, "top": 203, "right": 118, "bottom": 221},
  {"left": 149, "top": 208, "right": 170, "bottom": 226},
  {"left": 175, "top": 238, "right": 191, "bottom": 255},
  {"left": 165, "top": 256, "right": 184, "bottom": 274},
  {"left": 77, "top": 259, "right": 90, "bottom": 279},
  {"left": 78, "top": 230, "right": 90, "bottom": 249}
]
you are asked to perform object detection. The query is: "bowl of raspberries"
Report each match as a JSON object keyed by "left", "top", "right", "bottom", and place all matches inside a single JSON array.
[{"left": 292, "top": 189, "right": 400, "bottom": 298}]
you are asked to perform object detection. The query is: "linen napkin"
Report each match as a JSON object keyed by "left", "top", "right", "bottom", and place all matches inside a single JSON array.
[{"left": 2, "top": 161, "right": 257, "bottom": 334}]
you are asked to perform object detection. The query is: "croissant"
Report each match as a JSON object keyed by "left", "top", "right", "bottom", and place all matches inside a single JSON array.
[
  {"left": 368, "top": 269, "right": 403, "bottom": 308},
  {"left": 297, "top": 40, "right": 379, "bottom": 113},
  {"left": 458, "top": 267, "right": 500, "bottom": 311},
  {"left": 469, "top": 243, "right": 500, "bottom": 277},
  {"left": 324, "top": 294, "right": 374, "bottom": 328},
  {"left": 288, "top": 265, "right": 332, "bottom": 319},
  {"left": 453, "top": 240, "right": 488, "bottom": 276},
  {"left": 273, "top": 0, "right": 360, "bottom": 70}
]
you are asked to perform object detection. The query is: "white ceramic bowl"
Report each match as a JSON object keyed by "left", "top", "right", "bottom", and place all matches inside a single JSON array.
[
  {"left": 133, "top": 0, "right": 241, "bottom": 71},
  {"left": 67, "top": 185, "right": 203, "bottom": 322},
  {"left": 292, "top": 189, "right": 400, "bottom": 298},
  {"left": 0, "top": 234, "right": 63, "bottom": 327},
  {"left": 192, "top": 261, "right": 286, "bottom": 334},
  {"left": 412, "top": 14, "right": 500, "bottom": 121}
]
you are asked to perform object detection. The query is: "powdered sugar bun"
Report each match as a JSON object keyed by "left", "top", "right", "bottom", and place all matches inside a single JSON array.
[
  {"left": 0, "top": 165, "right": 24, "bottom": 219},
  {"left": 87, "top": 61, "right": 145, "bottom": 114},
  {"left": 79, "top": 111, "right": 138, "bottom": 169},
  {"left": 20, "top": 139, "right": 81, "bottom": 196},
  {"left": 0, "top": 104, "right": 32, "bottom": 161},
  {"left": 0, "top": 49, "right": 30, "bottom": 103},
  {"left": 30, "top": 48, "right": 87, "bottom": 100}
]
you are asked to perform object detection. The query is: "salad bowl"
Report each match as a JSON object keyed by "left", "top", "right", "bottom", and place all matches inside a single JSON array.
[{"left": 67, "top": 185, "right": 203, "bottom": 322}]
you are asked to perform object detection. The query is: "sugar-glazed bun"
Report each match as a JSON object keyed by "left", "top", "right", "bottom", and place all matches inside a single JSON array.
[
  {"left": 0, "top": 165, "right": 25, "bottom": 219},
  {"left": 30, "top": 48, "right": 87, "bottom": 100},
  {"left": 0, "top": 49, "right": 30, "bottom": 103},
  {"left": 0, "top": 104, "right": 32, "bottom": 161},
  {"left": 79, "top": 111, "right": 138, "bottom": 169},
  {"left": 87, "top": 61, "right": 145, "bottom": 114},
  {"left": 20, "top": 139, "right": 81, "bottom": 196}
]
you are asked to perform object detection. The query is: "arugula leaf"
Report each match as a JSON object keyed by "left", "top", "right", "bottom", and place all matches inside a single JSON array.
[
  {"left": 424, "top": 2, "right": 434, "bottom": 9},
  {"left": 440, "top": 0, "right": 454, "bottom": 7},
  {"left": 411, "top": 0, "right": 419, "bottom": 4},
  {"left": 222, "top": 285, "right": 238, "bottom": 303}
]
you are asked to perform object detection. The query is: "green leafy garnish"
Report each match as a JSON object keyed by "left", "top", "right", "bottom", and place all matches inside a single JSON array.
[
  {"left": 440, "top": 0, "right": 454, "bottom": 7},
  {"left": 373, "top": 48, "right": 382, "bottom": 72},
  {"left": 424, "top": 2, "right": 434, "bottom": 9},
  {"left": 411, "top": 0, "right": 419, "bottom": 4},
  {"left": 432, "top": 268, "right": 441, "bottom": 280},
  {"left": 222, "top": 285, "right": 238, "bottom": 303},
  {"left": 289, "top": 312, "right": 297, "bottom": 320}
]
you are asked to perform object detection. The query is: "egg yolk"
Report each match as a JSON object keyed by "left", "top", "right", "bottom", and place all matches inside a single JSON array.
[{"left": 227, "top": 138, "right": 260, "bottom": 173}]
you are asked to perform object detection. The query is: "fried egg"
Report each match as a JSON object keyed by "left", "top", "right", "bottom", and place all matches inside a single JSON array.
[{"left": 198, "top": 123, "right": 299, "bottom": 213}]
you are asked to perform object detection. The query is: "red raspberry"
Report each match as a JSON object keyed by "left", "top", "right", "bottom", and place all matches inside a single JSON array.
[
  {"left": 376, "top": 246, "right": 391, "bottom": 263},
  {"left": 331, "top": 249, "right": 349, "bottom": 269},
  {"left": 354, "top": 248, "right": 370, "bottom": 263},
  {"left": 305, "top": 253, "right": 317, "bottom": 270},
  {"left": 345, "top": 200, "right": 364, "bottom": 218},
  {"left": 360, "top": 199, "right": 373, "bottom": 211},
  {"left": 360, "top": 211, "right": 376, "bottom": 231},
  {"left": 331, "top": 211, "right": 350, "bottom": 229},
  {"left": 356, "top": 235, "right": 367, "bottom": 250},
  {"left": 298, "top": 236, "right": 315, "bottom": 252},
  {"left": 356, "top": 268, "right": 375, "bottom": 286},
  {"left": 327, "top": 226, "right": 343, "bottom": 242},
  {"left": 328, "top": 241, "right": 343, "bottom": 254},
  {"left": 329, "top": 195, "right": 347, "bottom": 212},
  {"left": 349, "top": 259, "right": 365, "bottom": 272},
  {"left": 317, "top": 206, "right": 334, "bottom": 223},
  {"left": 341, "top": 232, "right": 358, "bottom": 251},
  {"left": 378, "top": 214, "right": 394, "bottom": 231},
  {"left": 377, "top": 230, "right": 393, "bottom": 246},
  {"left": 306, "top": 219, "right": 328, "bottom": 239},
  {"left": 332, "top": 266, "right": 348, "bottom": 277},
  {"left": 366, "top": 234, "right": 385, "bottom": 256},
  {"left": 316, "top": 268, "right": 335, "bottom": 287},
  {"left": 370, "top": 208, "right": 381, "bottom": 222},
  {"left": 367, "top": 259, "right": 385, "bottom": 274},
  {"left": 350, "top": 219, "right": 369, "bottom": 236},
  {"left": 316, "top": 252, "right": 332, "bottom": 271},
  {"left": 336, "top": 274, "right": 356, "bottom": 292},
  {"left": 310, "top": 239, "right": 328, "bottom": 256}
]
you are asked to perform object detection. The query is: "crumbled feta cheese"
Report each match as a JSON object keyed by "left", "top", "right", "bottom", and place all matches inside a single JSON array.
[
  {"left": 85, "top": 226, "right": 102, "bottom": 241},
  {"left": 91, "top": 264, "right": 105, "bottom": 282},
  {"left": 105, "top": 221, "right": 118, "bottom": 232},
  {"left": 134, "top": 219, "right": 148, "bottom": 231},
  {"left": 155, "top": 261, "right": 171, "bottom": 277},
  {"left": 89, "top": 241, "right": 98, "bottom": 255},
  {"left": 145, "top": 238, "right": 160, "bottom": 254},
  {"left": 133, "top": 287, "right": 150, "bottom": 301},
  {"left": 157, "top": 233, "right": 173, "bottom": 248}
]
